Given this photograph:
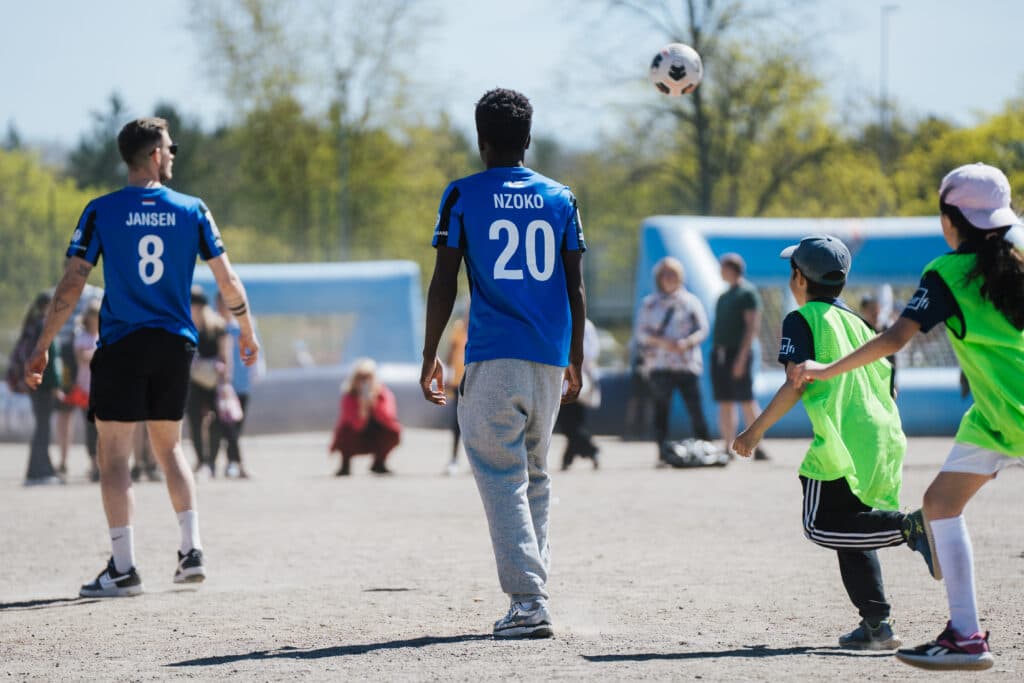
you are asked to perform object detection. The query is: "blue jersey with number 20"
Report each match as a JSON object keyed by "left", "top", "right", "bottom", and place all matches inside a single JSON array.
[
  {"left": 67, "top": 185, "right": 225, "bottom": 347},
  {"left": 432, "top": 166, "right": 586, "bottom": 367}
]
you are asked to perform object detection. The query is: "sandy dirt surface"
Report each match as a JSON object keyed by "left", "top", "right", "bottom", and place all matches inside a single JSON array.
[{"left": 2, "top": 429, "right": 1023, "bottom": 681}]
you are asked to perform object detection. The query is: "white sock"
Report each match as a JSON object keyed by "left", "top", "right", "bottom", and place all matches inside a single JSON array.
[
  {"left": 176, "top": 510, "right": 202, "bottom": 554},
  {"left": 110, "top": 526, "right": 135, "bottom": 574},
  {"left": 931, "top": 515, "right": 981, "bottom": 635}
]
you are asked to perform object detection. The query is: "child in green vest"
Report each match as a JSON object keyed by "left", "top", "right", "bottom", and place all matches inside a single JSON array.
[
  {"left": 733, "top": 234, "right": 935, "bottom": 651},
  {"left": 793, "top": 163, "right": 1023, "bottom": 672}
]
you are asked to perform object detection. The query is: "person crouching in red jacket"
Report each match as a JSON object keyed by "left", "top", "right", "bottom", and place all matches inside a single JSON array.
[{"left": 329, "top": 358, "right": 401, "bottom": 476}]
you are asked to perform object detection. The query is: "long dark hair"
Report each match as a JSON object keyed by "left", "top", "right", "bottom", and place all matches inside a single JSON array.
[
  {"left": 21, "top": 292, "right": 51, "bottom": 331},
  {"left": 940, "top": 200, "right": 1024, "bottom": 330}
]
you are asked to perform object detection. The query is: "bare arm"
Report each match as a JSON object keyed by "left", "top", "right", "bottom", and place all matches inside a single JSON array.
[
  {"left": 679, "top": 296, "right": 709, "bottom": 350},
  {"left": 733, "top": 307, "right": 761, "bottom": 376},
  {"left": 207, "top": 253, "right": 260, "bottom": 367},
  {"left": 25, "top": 257, "right": 92, "bottom": 390},
  {"left": 733, "top": 367, "right": 804, "bottom": 456},
  {"left": 420, "top": 246, "right": 463, "bottom": 404},
  {"left": 562, "top": 249, "right": 587, "bottom": 404},
  {"left": 792, "top": 317, "right": 918, "bottom": 386},
  {"left": 218, "top": 330, "right": 233, "bottom": 383}
]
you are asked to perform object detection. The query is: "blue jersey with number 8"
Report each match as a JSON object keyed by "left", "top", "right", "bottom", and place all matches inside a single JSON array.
[
  {"left": 432, "top": 166, "right": 586, "bottom": 367},
  {"left": 67, "top": 185, "right": 225, "bottom": 347}
]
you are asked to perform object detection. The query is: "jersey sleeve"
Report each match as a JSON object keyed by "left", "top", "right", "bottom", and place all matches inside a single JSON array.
[
  {"left": 778, "top": 311, "right": 814, "bottom": 366},
  {"left": 197, "top": 203, "right": 226, "bottom": 261},
  {"left": 900, "top": 270, "right": 961, "bottom": 333},
  {"left": 432, "top": 184, "right": 465, "bottom": 249},
  {"left": 561, "top": 193, "right": 586, "bottom": 253},
  {"left": 66, "top": 202, "right": 102, "bottom": 265},
  {"left": 743, "top": 286, "right": 763, "bottom": 312}
]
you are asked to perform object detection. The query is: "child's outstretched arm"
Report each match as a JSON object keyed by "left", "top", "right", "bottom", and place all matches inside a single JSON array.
[
  {"left": 733, "top": 366, "right": 804, "bottom": 457},
  {"left": 790, "top": 317, "right": 919, "bottom": 386}
]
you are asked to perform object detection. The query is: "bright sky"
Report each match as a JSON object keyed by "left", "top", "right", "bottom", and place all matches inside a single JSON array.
[{"left": 2, "top": 0, "right": 1022, "bottom": 151}]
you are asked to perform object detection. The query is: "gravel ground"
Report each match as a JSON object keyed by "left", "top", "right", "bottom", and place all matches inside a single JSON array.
[{"left": 2, "top": 429, "right": 1022, "bottom": 681}]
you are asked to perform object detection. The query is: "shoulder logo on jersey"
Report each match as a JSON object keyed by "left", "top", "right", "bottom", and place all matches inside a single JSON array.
[
  {"left": 779, "top": 337, "right": 796, "bottom": 357},
  {"left": 127, "top": 212, "right": 176, "bottom": 227},
  {"left": 573, "top": 208, "right": 584, "bottom": 241},
  {"left": 493, "top": 193, "right": 544, "bottom": 209},
  {"left": 71, "top": 229, "right": 82, "bottom": 243},
  {"left": 205, "top": 210, "right": 225, "bottom": 250},
  {"left": 432, "top": 214, "right": 448, "bottom": 240},
  {"left": 906, "top": 287, "right": 930, "bottom": 311}
]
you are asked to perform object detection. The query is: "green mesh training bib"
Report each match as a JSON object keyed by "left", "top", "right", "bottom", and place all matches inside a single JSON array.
[
  {"left": 798, "top": 302, "right": 906, "bottom": 510},
  {"left": 926, "top": 253, "right": 1024, "bottom": 456}
]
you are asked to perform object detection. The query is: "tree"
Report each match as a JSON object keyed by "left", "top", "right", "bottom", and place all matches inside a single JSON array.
[
  {"left": 67, "top": 93, "right": 131, "bottom": 190},
  {"left": 187, "top": 0, "right": 430, "bottom": 128},
  {"left": 2, "top": 122, "right": 22, "bottom": 151},
  {"left": 185, "top": 0, "right": 445, "bottom": 262},
  {"left": 607, "top": 0, "right": 834, "bottom": 217},
  {"left": 0, "top": 149, "right": 97, "bottom": 334}
]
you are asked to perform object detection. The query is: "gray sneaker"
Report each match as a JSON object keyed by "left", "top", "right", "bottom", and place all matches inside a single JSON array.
[
  {"left": 839, "top": 618, "right": 902, "bottom": 650},
  {"left": 493, "top": 601, "right": 553, "bottom": 639}
]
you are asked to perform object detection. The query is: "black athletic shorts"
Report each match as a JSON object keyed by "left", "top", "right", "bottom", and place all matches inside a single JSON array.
[
  {"left": 710, "top": 346, "right": 754, "bottom": 402},
  {"left": 90, "top": 328, "right": 196, "bottom": 422}
]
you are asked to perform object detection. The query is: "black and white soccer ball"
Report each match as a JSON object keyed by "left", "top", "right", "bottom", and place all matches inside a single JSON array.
[{"left": 648, "top": 43, "right": 703, "bottom": 96}]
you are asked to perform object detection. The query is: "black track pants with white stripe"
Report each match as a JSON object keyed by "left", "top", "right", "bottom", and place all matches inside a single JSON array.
[{"left": 800, "top": 476, "right": 906, "bottom": 622}]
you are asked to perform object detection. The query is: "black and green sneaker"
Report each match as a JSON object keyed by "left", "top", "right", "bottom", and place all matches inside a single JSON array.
[{"left": 902, "top": 509, "right": 941, "bottom": 580}]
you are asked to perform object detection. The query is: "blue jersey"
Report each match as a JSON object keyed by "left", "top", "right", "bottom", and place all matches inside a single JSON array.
[
  {"left": 67, "top": 185, "right": 225, "bottom": 346},
  {"left": 432, "top": 166, "right": 585, "bottom": 367}
]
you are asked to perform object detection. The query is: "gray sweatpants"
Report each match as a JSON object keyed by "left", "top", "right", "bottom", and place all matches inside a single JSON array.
[{"left": 458, "top": 358, "right": 564, "bottom": 604}]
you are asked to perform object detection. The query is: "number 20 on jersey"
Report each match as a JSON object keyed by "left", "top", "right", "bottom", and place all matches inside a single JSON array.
[{"left": 490, "top": 219, "right": 555, "bottom": 282}]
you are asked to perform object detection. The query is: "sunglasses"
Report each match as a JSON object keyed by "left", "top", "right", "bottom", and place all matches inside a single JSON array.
[{"left": 151, "top": 143, "right": 178, "bottom": 156}]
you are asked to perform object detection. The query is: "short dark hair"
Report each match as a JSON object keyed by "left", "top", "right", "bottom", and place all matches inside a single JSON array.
[
  {"left": 792, "top": 262, "right": 845, "bottom": 299},
  {"left": 117, "top": 117, "right": 168, "bottom": 168},
  {"left": 475, "top": 89, "right": 532, "bottom": 154},
  {"left": 720, "top": 252, "right": 746, "bottom": 276}
]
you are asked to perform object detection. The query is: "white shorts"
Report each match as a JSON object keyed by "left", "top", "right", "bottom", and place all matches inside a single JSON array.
[{"left": 941, "top": 442, "right": 1024, "bottom": 476}]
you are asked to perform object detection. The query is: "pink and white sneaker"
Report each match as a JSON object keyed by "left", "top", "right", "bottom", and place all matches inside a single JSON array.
[{"left": 896, "top": 621, "right": 993, "bottom": 671}]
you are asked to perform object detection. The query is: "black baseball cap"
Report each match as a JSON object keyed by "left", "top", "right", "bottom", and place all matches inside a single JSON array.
[{"left": 779, "top": 235, "right": 850, "bottom": 286}]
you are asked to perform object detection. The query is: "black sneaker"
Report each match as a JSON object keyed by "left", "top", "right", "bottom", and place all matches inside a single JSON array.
[
  {"left": 901, "top": 509, "right": 941, "bottom": 580},
  {"left": 79, "top": 557, "right": 143, "bottom": 598},
  {"left": 896, "top": 622, "right": 993, "bottom": 671},
  {"left": 173, "top": 548, "right": 206, "bottom": 584},
  {"left": 838, "top": 618, "right": 901, "bottom": 650}
]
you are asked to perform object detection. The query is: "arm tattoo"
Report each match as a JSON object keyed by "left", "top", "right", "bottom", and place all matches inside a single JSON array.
[
  {"left": 53, "top": 298, "right": 71, "bottom": 314},
  {"left": 76, "top": 264, "right": 91, "bottom": 277},
  {"left": 229, "top": 302, "right": 248, "bottom": 316}
]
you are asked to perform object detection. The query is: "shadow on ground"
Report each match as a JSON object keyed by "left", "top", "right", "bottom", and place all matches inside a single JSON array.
[
  {"left": 167, "top": 634, "right": 493, "bottom": 667},
  {"left": 0, "top": 597, "right": 99, "bottom": 612},
  {"left": 583, "top": 645, "right": 892, "bottom": 662}
]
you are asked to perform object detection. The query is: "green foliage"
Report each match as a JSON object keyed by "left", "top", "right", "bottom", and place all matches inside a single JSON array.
[
  {"left": 67, "top": 93, "right": 130, "bottom": 190},
  {"left": 0, "top": 149, "right": 97, "bottom": 337},
  {"left": 15, "top": 0, "right": 1023, "bottom": 335}
]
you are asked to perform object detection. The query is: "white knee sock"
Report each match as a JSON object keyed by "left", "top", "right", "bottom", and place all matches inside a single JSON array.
[
  {"left": 177, "top": 510, "right": 202, "bottom": 554},
  {"left": 931, "top": 515, "right": 981, "bottom": 635},
  {"left": 110, "top": 526, "right": 135, "bottom": 573}
]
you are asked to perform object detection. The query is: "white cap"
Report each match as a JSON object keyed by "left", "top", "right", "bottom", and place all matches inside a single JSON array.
[{"left": 939, "top": 163, "right": 1022, "bottom": 230}]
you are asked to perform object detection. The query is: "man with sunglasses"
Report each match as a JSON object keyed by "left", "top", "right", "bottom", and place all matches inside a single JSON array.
[{"left": 25, "top": 117, "right": 260, "bottom": 597}]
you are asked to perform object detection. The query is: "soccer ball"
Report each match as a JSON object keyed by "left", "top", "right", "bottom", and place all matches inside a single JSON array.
[{"left": 649, "top": 43, "right": 703, "bottom": 96}]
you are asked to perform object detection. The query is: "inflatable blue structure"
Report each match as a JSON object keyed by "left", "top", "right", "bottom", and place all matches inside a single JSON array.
[
  {"left": 614, "top": 215, "right": 968, "bottom": 437},
  {"left": 193, "top": 261, "right": 423, "bottom": 364},
  {"left": 191, "top": 261, "right": 448, "bottom": 434}
]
